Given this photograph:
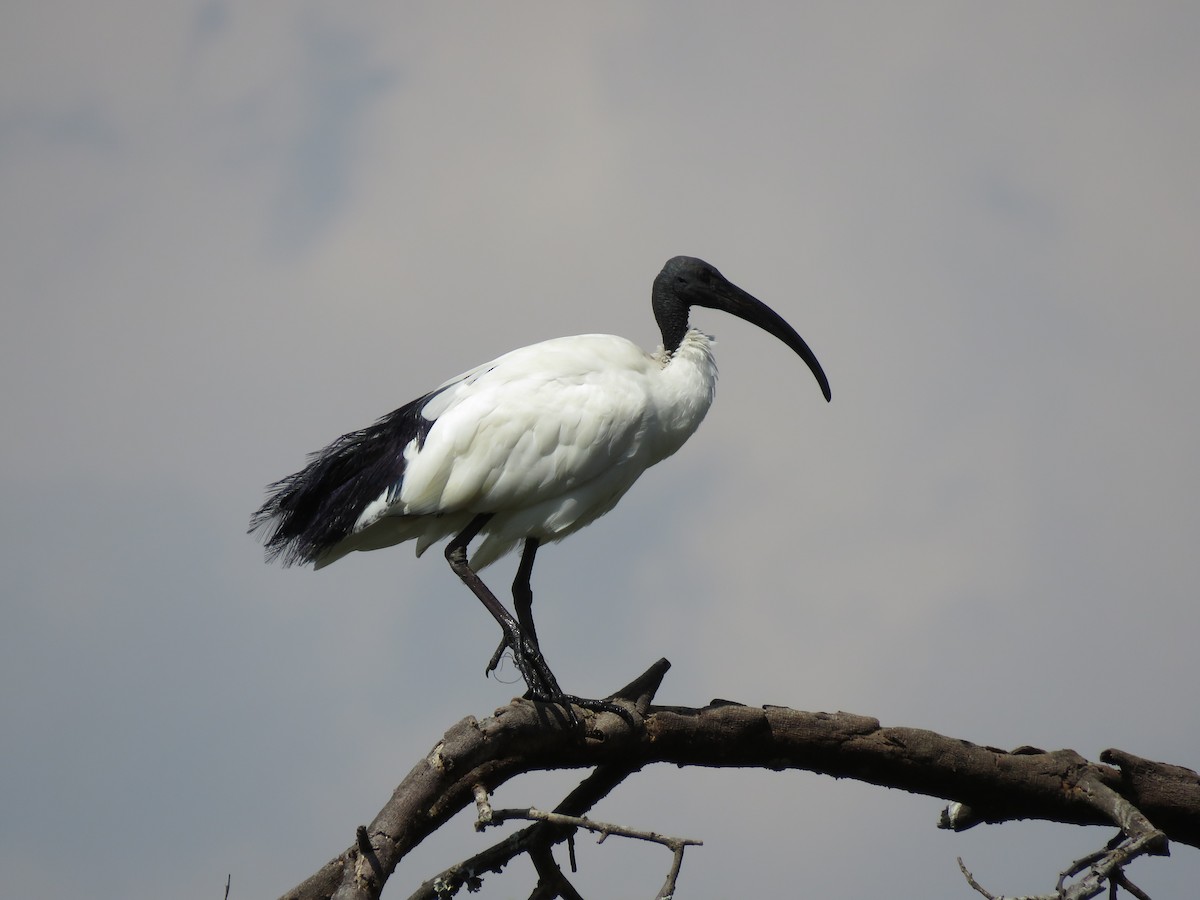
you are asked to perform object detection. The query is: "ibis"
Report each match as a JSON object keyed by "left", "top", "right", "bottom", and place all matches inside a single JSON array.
[{"left": 250, "top": 256, "right": 830, "bottom": 716}]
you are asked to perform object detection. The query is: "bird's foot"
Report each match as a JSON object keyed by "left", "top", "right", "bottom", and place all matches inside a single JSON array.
[
  {"left": 536, "top": 692, "right": 637, "bottom": 728},
  {"left": 484, "top": 635, "right": 509, "bottom": 679},
  {"left": 488, "top": 633, "right": 637, "bottom": 727},
  {"left": 494, "top": 631, "right": 564, "bottom": 700}
]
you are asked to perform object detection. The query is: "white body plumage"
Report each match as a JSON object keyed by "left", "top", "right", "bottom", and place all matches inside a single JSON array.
[{"left": 319, "top": 329, "right": 718, "bottom": 569}]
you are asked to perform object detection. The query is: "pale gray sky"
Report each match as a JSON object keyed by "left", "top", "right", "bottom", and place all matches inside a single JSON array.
[{"left": 3, "top": 3, "right": 1198, "bottom": 897}]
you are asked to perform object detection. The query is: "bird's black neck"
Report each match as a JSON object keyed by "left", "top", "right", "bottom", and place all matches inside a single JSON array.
[{"left": 652, "top": 281, "right": 690, "bottom": 354}]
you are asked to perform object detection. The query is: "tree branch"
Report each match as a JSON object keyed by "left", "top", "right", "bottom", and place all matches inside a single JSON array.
[
  {"left": 405, "top": 764, "right": 643, "bottom": 900},
  {"left": 481, "top": 805, "right": 701, "bottom": 900},
  {"left": 279, "top": 660, "right": 1200, "bottom": 899}
]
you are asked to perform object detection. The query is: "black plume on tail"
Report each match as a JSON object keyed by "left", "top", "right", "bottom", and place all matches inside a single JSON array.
[{"left": 249, "top": 390, "right": 441, "bottom": 567}]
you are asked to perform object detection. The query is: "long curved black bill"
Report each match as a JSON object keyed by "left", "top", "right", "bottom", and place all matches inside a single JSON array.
[{"left": 698, "top": 275, "right": 832, "bottom": 402}]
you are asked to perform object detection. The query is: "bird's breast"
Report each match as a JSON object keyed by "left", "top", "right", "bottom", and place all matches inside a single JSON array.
[{"left": 645, "top": 329, "right": 718, "bottom": 461}]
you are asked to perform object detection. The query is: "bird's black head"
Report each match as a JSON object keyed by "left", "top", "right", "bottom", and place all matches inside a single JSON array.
[{"left": 652, "top": 256, "right": 832, "bottom": 402}]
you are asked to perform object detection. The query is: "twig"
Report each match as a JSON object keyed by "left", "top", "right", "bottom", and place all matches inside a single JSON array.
[
  {"left": 355, "top": 826, "right": 373, "bottom": 857},
  {"left": 1111, "top": 870, "right": 1152, "bottom": 900},
  {"left": 486, "top": 806, "right": 702, "bottom": 854},
  {"left": 1072, "top": 772, "right": 1166, "bottom": 852},
  {"left": 528, "top": 841, "right": 585, "bottom": 900},
  {"left": 959, "top": 828, "right": 1166, "bottom": 900},
  {"left": 408, "top": 764, "right": 642, "bottom": 900},
  {"left": 656, "top": 840, "right": 691, "bottom": 900},
  {"left": 353, "top": 825, "right": 384, "bottom": 890},
  {"left": 957, "top": 857, "right": 1001, "bottom": 900},
  {"left": 472, "top": 784, "right": 493, "bottom": 826},
  {"left": 1061, "top": 830, "right": 1165, "bottom": 900},
  {"left": 485, "top": 806, "right": 701, "bottom": 898}
]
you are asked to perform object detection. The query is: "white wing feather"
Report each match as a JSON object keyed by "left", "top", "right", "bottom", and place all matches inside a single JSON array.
[{"left": 332, "top": 334, "right": 676, "bottom": 568}]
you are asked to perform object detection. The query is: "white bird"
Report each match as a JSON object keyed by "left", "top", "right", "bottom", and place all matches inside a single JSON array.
[{"left": 250, "top": 256, "right": 830, "bottom": 714}]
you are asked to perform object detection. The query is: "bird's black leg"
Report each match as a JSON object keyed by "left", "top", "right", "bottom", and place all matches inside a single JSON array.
[
  {"left": 444, "top": 517, "right": 563, "bottom": 702},
  {"left": 513, "top": 536, "right": 540, "bottom": 645},
  {"left": 467, "top": 530, "right": 637, "bottom": 728},
  {"left": 486, "top": 537, "right": 540, "bottom": 677}
]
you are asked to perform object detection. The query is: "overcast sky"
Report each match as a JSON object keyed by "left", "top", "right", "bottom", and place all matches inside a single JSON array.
[{"left": 3, "top": 3, "right": 1199, "bottom": 898}]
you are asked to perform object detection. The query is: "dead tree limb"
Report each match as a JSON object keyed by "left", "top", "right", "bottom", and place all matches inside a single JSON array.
[
  {"left": 405, "top": 764, "right": 644, "bottom": 900},
  {"left": 479, "top": 805, "right": 701, "bottom": 900},
  {"left": 279, "top": 659, "right": 1200, "bottom": 900}
]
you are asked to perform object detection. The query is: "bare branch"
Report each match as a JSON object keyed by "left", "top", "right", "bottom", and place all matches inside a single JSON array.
[
  {"left": 279, "top": 660, "right": 1200, "bottom": 900},
  {"left": 481, "top": 807, "right": 700, "bottom": 900},
  {"left": 472, "top": 784, "right": 493, "bottom": 826},
  {"left": 957, "top": 857, "right": 1003, "bottom": 900},
  {"left": 1112, "top": 870, "right": 1153, "bottom": 900},
  {"left": 1057, "top": 830, "right": 1168, "bottom": 900},
  {"left": 1073, "top": 771, "right": 1166, "bottom": 850},
  {"left": 959, "top": 826, "right": 1168, "bottom": 900},
  {"left": 408, "top": 765, "right": 642, "bottom": 900},
  {"left": 656, "top": 840, "right": 690, "bottom": 900},
  {"left": 528, "top": 840, "right": 584, "bottom": 900},
  {"left": 486, "top": 805, "right": 700, "bottom": 851}
]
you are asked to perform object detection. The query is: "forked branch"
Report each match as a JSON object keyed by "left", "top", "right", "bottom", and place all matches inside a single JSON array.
[
  {"left": 278, "top": 659, "right": 1200, "bottom": 900},
  {"left": 480, "top": 803, "right": 701, "bottom": 900}
]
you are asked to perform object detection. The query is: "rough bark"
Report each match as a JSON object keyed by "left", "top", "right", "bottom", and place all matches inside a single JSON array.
[{"left": 279, "top": 660, "right": 1198, "bottom": 900}]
